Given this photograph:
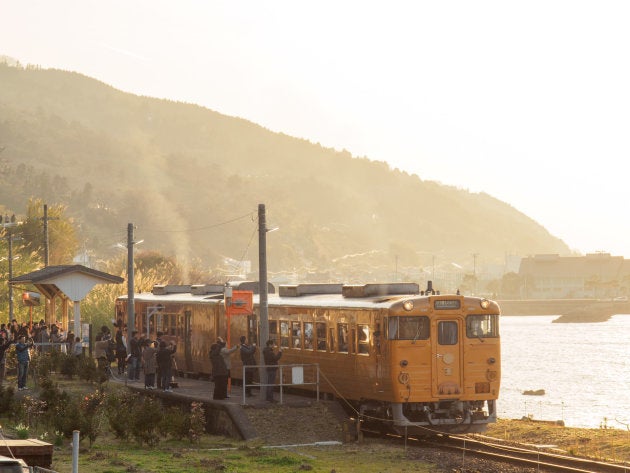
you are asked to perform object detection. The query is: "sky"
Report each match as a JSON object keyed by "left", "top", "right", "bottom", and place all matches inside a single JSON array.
[{"left": 2, "top": 1, "right": 630, "bottom": 257}]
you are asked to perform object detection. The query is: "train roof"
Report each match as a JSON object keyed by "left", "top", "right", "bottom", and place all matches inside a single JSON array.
[{"left": 118, "top": 282, "right": 499, "bottom": 312}]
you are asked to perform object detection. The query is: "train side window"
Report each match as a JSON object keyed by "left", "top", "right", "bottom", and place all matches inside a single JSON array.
[
  {"left": 291, "top": 322, "right": 302, "bottom": 349},
  {"left": 329, "top": 327, "right": 335, "bottom": 352},
  {"left": 268, "top": 320, "right": 279, "bottom": 346},
  {"left": 357, "top": 324, "right": 370, "bottom": 355},
  {"left": 466, "top": 314, "right": 498, "bottom": 338},
  {"left": 388, "top": 316, "right": 430, "bottom": 340},
  {"left": 170, "top": 314, "right": 177, "bottom": 336},
  {"left": 337, "top": 324, "right": 348, "bottom": 353},
  {"left": 350, "top": 328, "right": 356, "bottom": 354},
  {"left": 438, "top": 321, "right": 458, "bottom": 345},
  {"left": 304, "top": 322, "right": 314, "bottom": 349},
  {"left": 316, "top": 322, "right": 327, "bottom": 351},
  {"left": 280, "top": 321, "right": 290, "bottom": 348}
]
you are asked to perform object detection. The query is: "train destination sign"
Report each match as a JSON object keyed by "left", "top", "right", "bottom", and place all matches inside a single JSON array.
[{"left": 434, "top": 300, "right": 461, "bottom": 310}]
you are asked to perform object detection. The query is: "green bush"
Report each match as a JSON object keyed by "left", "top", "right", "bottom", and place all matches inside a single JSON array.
[
  {"left": 158, "top": 405, "right": 190, "bottom": 440},
  {"left": 60, "top": 354, "right": 78, "bottom": 379},
  {"left": 77, "top": 356, "right": 99, "bottom": 383},
  {"left": 131, "top": 396, "right": 163, "bottom": 446},
  {"left": 103, "top": 389, "right": 138, "bottom": 440}
]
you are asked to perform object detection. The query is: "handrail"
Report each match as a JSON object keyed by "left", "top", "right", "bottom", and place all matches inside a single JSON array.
[{"left": 241, "top": 363, "right": 320, "bottom": 405}]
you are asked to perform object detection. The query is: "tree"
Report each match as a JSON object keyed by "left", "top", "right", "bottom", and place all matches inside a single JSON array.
[{"left": 20, "top": 198, "right": 79, "bottom": 265}]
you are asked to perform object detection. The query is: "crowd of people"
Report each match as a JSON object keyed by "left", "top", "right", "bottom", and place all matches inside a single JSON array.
[
  {"left": 209, "top": 335, "right": 283, "bottom": 402},
  {"left": 0, "top": 319, "right": 81, "bottom": 391},
  {"left": 94, "top": 320, "right": 178, "bottom": 393},
  {"left": 0, "top": 317, "right": 287, "bottom": 401}
]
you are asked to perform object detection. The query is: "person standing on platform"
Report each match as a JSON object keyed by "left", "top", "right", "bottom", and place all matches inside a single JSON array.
[
  {"left": 15, "top": 336, "right": 33, "bottom": 391},
  {"left": 128, "top": 331, "right": 142, "bottom": 381},
  {"left": 114, "top": 323, "right": 127, "bottom": 375},
  {"left": 263, "top": 339, "right": 282, "bottom": 402},
  {"left": 239, "top": 336, "right": 257, "bottom": 396},
  {"left": 142, "top": 340, "right": 157, "bottom": 389},
  {"left": 156, "top": 341, "right": 174, "bottom": 392},
  {"left": 210, "top": 342, "right": 228, "bottom": 400},
  {"left": 218, "top": 337, "right": 238, "bottom": 396}
]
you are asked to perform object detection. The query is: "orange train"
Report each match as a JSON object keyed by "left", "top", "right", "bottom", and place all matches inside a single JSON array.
[{"left": 115, "top": 281, "right": 501, "bottom": 434}]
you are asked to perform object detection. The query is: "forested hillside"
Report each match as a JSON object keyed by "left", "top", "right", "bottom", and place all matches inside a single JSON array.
[{"left": 0, "top": 62, "right": 570, "bottom": 284}]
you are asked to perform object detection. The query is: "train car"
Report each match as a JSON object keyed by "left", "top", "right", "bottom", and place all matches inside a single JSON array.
[{"left": 114, "top": 281, "right": 501, "bottom": 434}]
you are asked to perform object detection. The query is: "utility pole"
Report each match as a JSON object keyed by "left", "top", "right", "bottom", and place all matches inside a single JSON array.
[
  {"left": 258, "top": 204, "right": 269, "bottom": 364},
  {"left": 127, "top": 223, "right": 135, "bottom": 344},
  {"left": 41, "top": 204, "right": 59, "bottom": 267},
  {"left": 8, "top": 231, "right": 15, "bottom": 321},
  {"left": 2, "top": 216, "right": 21, "bottom": 321}
]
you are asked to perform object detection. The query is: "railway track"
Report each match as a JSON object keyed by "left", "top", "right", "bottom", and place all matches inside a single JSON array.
[
  {"left": 426, "top": 434, "right": 630, "bottom": 473},
  {"left": 360, "top": 427, "right": 630, "bottom": 472}
]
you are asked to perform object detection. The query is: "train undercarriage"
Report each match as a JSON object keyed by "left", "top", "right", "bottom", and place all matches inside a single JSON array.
[{"left": 355, "top": 399, "right": 497, "bottom": 436}]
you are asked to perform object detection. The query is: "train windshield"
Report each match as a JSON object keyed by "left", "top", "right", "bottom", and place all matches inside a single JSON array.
[
  {"left": 466, "top": 314, "right": 499, "bottom": 338},
  {"left": 388, "top": 316, "right": 430, "bottom": 340}
]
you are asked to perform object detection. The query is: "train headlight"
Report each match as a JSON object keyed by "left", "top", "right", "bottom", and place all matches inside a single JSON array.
[
  {"left": 403, "top": 300, "right": 414, "bottom": 311},
  {"left": 400, "top": 360, "right": 408, "bottom": 367},
  {"left": 480, "top": 299, "right": 490, "bottom": 309}
]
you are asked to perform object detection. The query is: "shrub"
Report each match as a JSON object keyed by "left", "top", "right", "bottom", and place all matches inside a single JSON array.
[
  {"left": 76, "top": 356, "right": 99, "bottom": 383},
  {"left": 129, "top": 396, "right": 163, "bottom": 446},
  {"left": 60, "top": 353, "right": 78, "bottom": 379},
  {"left": 103, "top": 389, "right": 139, "bottom": 440},
  {"left": 0, "top": 385, "right": 16, "bottom": 414}
]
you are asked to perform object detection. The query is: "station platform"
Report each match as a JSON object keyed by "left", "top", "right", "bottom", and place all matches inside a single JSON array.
[{"left": 110, "top": 374, "right": 343, "bottom": 441}]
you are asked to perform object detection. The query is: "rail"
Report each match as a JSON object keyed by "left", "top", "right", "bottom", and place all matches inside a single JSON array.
[{"left": 241, "top": 363, "right": 320, "bottom": 405}]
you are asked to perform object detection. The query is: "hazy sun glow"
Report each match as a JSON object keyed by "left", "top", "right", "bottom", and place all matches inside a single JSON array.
[{"left": 3, "top": 1, "right": 630, "bottom": 257}]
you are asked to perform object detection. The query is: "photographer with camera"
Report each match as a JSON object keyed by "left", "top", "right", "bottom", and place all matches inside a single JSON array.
[{"left": 15, "top": 335, "right": 33, "bottom": 391}]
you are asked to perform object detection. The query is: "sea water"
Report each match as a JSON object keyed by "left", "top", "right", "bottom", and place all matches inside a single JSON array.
[{"left": 498, "top": 314, "right": 630, "bottom": 428}]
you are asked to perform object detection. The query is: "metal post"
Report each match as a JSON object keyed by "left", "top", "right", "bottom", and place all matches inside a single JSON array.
[
  {"left": 127, "top": 223, "right": 135, "bottom": 346},
  {"left": 7, "top": 233, "right": 14, "bottom": 321},
  {"left": 43, "top": 204, "right": 49, "bottom": 267},
  {"left": 72, "top": 430, "right": 79, "bottom": 473},
  {"left": 258, "top": 204, "right": 269, "bottom": 381}
]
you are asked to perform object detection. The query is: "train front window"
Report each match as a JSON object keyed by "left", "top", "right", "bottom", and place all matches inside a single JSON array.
[
  {"left": 466, "top": 314, "right": 499, "bottom": 338},
  {"left": 388, "top": 316, "right": 429, "bottom": 340},
  {"left": 438, "top": 321, "right": 458, "bottom": 345}
]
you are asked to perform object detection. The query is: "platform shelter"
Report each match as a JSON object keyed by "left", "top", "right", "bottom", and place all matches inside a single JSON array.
[{"left": 9, "top": 265, "right": 124, "bottom": 338}]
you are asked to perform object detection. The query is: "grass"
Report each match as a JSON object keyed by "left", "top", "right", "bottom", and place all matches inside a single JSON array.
[
  {"left": 44, "top": 418, "right": 630, "bottom": 472},
  {"left": 486, "top": 418, "right": 630, "bottom": 464},
  {"left": 48, "top": 435, "right": 434, "bottom": 473},
  {"left": 8, "top": 373, "right": 630, "bottom": 472}
]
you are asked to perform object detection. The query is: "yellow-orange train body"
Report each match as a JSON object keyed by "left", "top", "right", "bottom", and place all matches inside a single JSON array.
[{"left": 115, "top": 282, "right": 500, "bottom": 434}]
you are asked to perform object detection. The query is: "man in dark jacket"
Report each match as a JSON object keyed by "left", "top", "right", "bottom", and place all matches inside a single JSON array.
[
  {"left": 210, "top": 341, "right": 228, "bottom": 400},
  {"left": 15, "top": 336, "right": 33, "bottom": 390},
  {"left": 128, "top": 331, "right": 142, "bottom": 381},
  {"left": 156, "top": 341, "right": 175, "bottom": 392},
  {"left": 262, "top": 339, "right": 282, "bottom": 402},
  {"left": 239, "top": 335, "right": 257, "bottom": 396}
]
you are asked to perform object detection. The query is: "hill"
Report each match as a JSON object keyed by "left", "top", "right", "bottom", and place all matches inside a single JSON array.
[{"left": 0, "top": 62, "right": 570, "bottom": 284}]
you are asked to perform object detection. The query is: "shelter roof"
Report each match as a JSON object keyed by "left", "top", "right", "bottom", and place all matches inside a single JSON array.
[{"left": 9, "top": 265, "right": 124, "bottom": 301}]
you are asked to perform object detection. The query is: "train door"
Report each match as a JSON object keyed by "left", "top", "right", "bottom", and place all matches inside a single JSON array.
[
  {"left": 183, "top": 310, "right": 193, "bottom": 372},
  {"left": 431, "top": 318, "right": 463, "bottom": 396}
]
